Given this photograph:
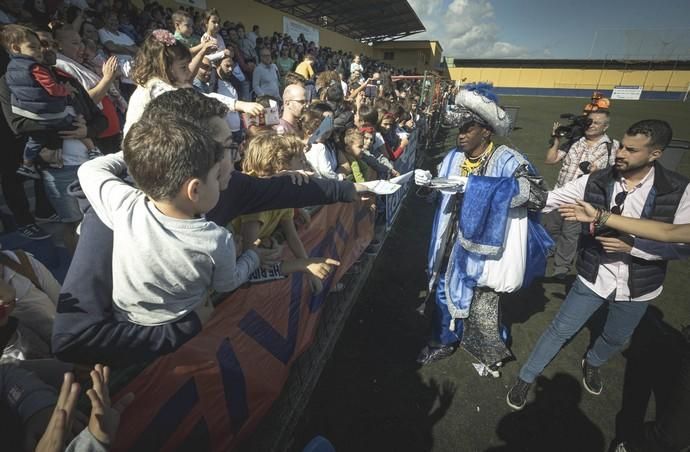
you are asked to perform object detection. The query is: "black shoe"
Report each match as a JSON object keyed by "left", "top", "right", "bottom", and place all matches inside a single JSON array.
[
  {"left": 416, "top": 344, "right": 456, "bottom": 366},
  {"left": 34, "top": 213, "right": 61, "bottom": 224},
  {"left": 17, "top": 223, "right": 51, "bottom": 240},
  {"left": 506, "top": 377, "right": 532, "bottom": 410},
  {"left": 582, "top": 359, "right": 603, "bottom": 395}
]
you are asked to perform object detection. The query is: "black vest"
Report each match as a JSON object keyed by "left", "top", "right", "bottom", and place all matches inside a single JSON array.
[{"left": 576, "top": 162, "right": 689, "bottom": 299}]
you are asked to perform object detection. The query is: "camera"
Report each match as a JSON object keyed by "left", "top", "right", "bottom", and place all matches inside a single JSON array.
[
  {"left": 579, "top": 161, "right": 592, "bottom": 174},
  {"left": 552, "top": 113, "right": 592, "bottom": 151}
]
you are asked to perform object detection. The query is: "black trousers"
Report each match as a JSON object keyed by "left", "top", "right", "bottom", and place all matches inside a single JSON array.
[{"left": 0, "top": 134, "right": 54, "bottom": 226}]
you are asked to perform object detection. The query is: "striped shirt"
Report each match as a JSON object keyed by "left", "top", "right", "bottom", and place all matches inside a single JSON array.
[{"left": 556, "top": 135, "right": 618, "bottom": 188}]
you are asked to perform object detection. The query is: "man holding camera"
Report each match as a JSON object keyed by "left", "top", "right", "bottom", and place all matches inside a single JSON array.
[
  {"left": 544, "top": 110, "right": 618, "bottom": 279},
  {"left": 507, "top": 119, "right": 690, "bottom": 410}
]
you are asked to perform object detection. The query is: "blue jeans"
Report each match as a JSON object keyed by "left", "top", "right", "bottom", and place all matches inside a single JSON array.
[
  {"left": 41, "top": 165, "right": 82, "bottom": 223},
  {"left": 24, "top": 114, "right": 75, "bottom": 162},
  {"left": 519, "top": 278, "right": 649, "bottom": 383}
]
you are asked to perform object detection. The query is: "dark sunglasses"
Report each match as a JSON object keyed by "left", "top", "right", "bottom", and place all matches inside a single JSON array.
[{"left": 612, "top": 191, "right": 627, "bottom": 215}]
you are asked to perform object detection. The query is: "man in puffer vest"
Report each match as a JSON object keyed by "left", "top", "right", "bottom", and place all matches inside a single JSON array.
[{"left": 507, "top": 119, "right": 690, "bottom": 410}]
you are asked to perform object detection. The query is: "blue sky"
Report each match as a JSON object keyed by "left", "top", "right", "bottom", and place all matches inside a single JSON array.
[{"left": 406, "top": 0, "right": 690, "bottom": 59}]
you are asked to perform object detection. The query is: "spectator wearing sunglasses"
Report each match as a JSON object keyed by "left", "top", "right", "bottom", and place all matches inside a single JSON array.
[{"left": 507, "top": 119, "right": 690, "bottom": 411}]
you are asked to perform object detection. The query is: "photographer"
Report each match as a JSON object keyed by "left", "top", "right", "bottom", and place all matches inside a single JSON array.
[{"left": 543, "top": 110, "right": 618, "bottom": 279}]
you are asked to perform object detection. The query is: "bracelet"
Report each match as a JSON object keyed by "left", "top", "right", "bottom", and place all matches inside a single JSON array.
[
  {"left": 590, "top": 208, "right": 602, "bottom": 235},
  {"left": 591, "top": 208, "right": 612, "bottom": 234},
  {"left": 600, "top": 210, "right": 612, "bottom": 227}
]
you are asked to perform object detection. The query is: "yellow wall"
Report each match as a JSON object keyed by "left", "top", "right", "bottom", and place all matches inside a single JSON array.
[
  {"left": 447, "top": 67, "right": 690, "bottom": 92},
  {"left": 371, "top": 41, "right": 443, "bottom": 73},
  {"left": 152, "top": 0, "right": 374, "bottom": 56},
  {"left": 372, "top": 48, "right": 429, "bottom": 72}
]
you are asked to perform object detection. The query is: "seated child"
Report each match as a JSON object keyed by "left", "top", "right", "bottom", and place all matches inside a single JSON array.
[
  {"left": 1, "top": 25, "right": 101, "bottom": 180},
  {"left": 232, "top": 132, "right": 336, "bottom": 294},
  {"left": 338, "top": 128, "right": 374, "bottom": 183},
  {"left": 300, "top": 110, "right": 343, "bottom": 180},
  {"left": 77, "top": 117, "right": 262, "bottom": 326},
  {"left": 355, "top": 105, "right": 397, "bottom": 178}
]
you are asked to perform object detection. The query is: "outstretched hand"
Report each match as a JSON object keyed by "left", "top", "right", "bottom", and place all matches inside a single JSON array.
[
  {"left": 414, "top": 169, "right": 432, "bottom": 186},
  {"left": 559, "top": 200, "right": 598, "bottom": 222},
  {"left": 86, "top": 364, "right": 135, "bottom": 445},
  {"left": 33, "top": 373, "right": 81, "bottom": 452},
  {"left": 277, "top": 170, "right": 312, "bottom": 186}
]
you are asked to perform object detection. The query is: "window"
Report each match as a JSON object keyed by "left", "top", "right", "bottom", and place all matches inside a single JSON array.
[{"left": 383, "top": 51, "right": 394, "bottom": 60}]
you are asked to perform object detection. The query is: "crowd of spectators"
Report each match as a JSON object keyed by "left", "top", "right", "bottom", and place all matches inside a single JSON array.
[{"left": 0, "top": 0, "right": 432, "bottom": 450}]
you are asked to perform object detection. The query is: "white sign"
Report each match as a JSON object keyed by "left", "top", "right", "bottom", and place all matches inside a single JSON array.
[
  {"left": 611, "top": 85, "right": 643, "bottom": 100},
  {"left": 174, "top": 0, "right": 207, "bottom": 10},
  {"left": 283, "top": 16, "right": 320, "bottom": 46}
]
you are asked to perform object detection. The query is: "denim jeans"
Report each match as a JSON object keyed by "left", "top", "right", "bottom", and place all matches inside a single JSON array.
[
  {"left": 519, "top": 278, "right": 649, "bottom": 383},
  {"left": 41, "top": 165, "right": 82, "bottom": 223}
]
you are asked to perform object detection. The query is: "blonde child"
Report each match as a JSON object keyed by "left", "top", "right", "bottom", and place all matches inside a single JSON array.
[
  {"left": 232, "top": 133, "right": 338, "bottom": 293},
  {"left": 339, "top": 128, "right": 374, "bottom": 183}
]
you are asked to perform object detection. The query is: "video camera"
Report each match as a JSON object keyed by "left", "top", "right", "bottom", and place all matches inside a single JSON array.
[{"left": 551, "top": 113, "right": 592, "bottom": 152}]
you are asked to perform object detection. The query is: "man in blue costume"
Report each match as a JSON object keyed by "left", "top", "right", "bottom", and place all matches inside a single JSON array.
[{"left": 414, "top": 84, "right": 552, "bottom": 374}]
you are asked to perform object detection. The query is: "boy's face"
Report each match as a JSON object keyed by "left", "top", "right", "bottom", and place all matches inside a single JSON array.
[
  {"left": 82, "top": 23, "right": 99, "bottom": 42},
  {"left": 15, "top": 35, "right": 43, "bottom": 61},
  {"left": 348, "top": 138, "right": 364, "bottom": 159},
  {"left": 208, "top": 116, "right": 236, "bottom": 190},
  {"left": 194, "top": 161, "right": 222, "bottom": 213},
  {"left": 176, "top": 18, "right": 193, "bottom": 37},
  {"left": 287, "top": 154, "right": 307, "bottom": 171},
  {"left": 196, "top": 58, "right": 211, "bottom": 82}
]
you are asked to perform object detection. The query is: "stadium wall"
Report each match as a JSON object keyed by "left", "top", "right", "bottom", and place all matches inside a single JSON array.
[
  {"left": 447, "top": 66, "right": 690, "bottom": 100},
  {"left": 153, "top": 0, "right": 374, "bottom": 56}
]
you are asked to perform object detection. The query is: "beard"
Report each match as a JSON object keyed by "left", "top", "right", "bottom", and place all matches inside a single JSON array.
[{"left": 614, "top": 158, "right": 651, "bottom": 174}]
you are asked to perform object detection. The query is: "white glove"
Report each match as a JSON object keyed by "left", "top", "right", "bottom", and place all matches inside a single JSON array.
[{"left": 414, "top": 169, "right": 432, "bottom": 186}]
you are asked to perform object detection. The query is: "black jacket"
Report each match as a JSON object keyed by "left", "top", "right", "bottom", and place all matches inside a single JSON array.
[{"left": 577, "top": 163, "right": 689, "bottom": 298}]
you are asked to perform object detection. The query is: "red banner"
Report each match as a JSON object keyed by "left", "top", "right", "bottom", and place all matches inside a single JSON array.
[{"left": 113, "top": 200, "right": 374, "bottom": 451}]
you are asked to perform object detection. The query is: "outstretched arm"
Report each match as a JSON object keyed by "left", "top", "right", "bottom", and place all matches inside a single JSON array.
[
  {"left": 207, "top": 172, "right": 357, "bottom": 227},
  {"left": 560, "top": 200, "right": 690, "bottom": 244}
]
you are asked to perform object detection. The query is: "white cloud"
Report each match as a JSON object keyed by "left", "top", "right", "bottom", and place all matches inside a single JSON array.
[{"left": 406, "top": 0, "right": 529, "bottom": 58}]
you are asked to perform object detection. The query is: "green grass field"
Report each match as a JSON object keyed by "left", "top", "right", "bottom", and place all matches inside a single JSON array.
[
  {"left": 294, "top": 96, "right": 690, "bottom": 452},
  {"left": 497, "top": 95, "right": 690, "bottom": 185}
]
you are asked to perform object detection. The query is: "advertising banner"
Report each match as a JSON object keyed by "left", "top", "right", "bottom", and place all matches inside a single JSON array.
[
  {"left": 113, "top": 200, "right": 374, "bottom": 451},
  {"left": 283, "top": 16, "right": 320, "bottom": 46},
  {"left": 611, "top": 85, "right": 643, "bottom": 100}
]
